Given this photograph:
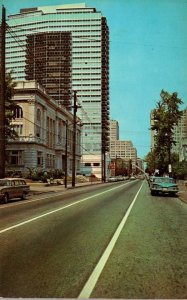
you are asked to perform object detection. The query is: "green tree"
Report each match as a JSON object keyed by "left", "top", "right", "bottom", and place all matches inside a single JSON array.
[
  {"left": 172, "top": 161, "right": 187, "bottom": 180},
  {"left": 5, "top": 71, "right": 18, "bottom": 140},
  {"left": 151, "top": 90, "right": 183, "bottom": 175},
  {"left": 145, "top": 150, "right": 157, "bottom": 175}
]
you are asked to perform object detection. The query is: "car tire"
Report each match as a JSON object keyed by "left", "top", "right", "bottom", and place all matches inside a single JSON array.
[
  {"left": 21, "top": 192, "right": 27, "bottom": 200},
  {"left": 151, "top": 190, "right": 155, "bottom": 196},
  {"left": 3, "top": 193, "right": 9, "bottom": 204}
]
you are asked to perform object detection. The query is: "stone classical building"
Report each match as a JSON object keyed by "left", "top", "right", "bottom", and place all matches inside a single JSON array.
[{"left": 6, "top": 80, "right": 82, "bottom": 177}]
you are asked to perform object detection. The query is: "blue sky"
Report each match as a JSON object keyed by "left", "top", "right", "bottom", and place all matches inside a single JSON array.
[{"left": 1, "top": 0, "right": 187, "bottom": 159}]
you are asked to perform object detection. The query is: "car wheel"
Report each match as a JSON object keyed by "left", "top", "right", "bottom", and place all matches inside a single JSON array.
[
  {"left": 171, "top": 192, "right": 177, "bottom": 197},
  {"left": 3, "top": 193, "right": 9, "bottom": 204},
  {"left": 151, "top": 190, "right": 155, "bottom": 196},
  {"left": 21, "top": 192, "right": 27, "bottom": 200}
]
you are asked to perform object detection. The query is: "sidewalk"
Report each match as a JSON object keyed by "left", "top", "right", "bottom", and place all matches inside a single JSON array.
[
  {"left": 29, "top": 181, "right": 101, "bottom": 195},
  {"left": 177, "top": 181, "right": 187, "bottom": 203}
]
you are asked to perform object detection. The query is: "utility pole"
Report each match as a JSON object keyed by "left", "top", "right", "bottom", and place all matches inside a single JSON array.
[
  {"left": 72, "top": 91, "right": 78, "bottom": 188},
  {"left": 103, "top": 151, "right": 106, "bottom": 182},
  {"left": 64, "top": 120, "right": 68, "bottom": 188},
  {"left": 0, "top": 6, "right": 6, "bottom": 178}
]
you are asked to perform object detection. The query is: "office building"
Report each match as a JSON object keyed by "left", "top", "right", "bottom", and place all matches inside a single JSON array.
[
  {"left": 6, "top": 3, "right": 110, "bottom": 179},
  {"left": 172, "top": 108, "right": 187, "bottom": 155},
  {"left": 151, "top": 107, "right": 187, "bottom": 160},
  {"left": 109, "top": 119, "right": 137, "bottom": 167},
  {"left": 110, "top": 139, "right": 137, "bottom": 166},
  {"left": 110, "top": 120, "right": 119, "bottom": 141}
]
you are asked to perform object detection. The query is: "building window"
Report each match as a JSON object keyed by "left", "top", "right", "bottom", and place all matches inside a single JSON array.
[
  {"left": 8, "top": 150, "right": 24, "bottom": 165},
  {"left": 93, "top": 163, "right": 100, "bottom": 166},
  {"left": 37, "top": 151, "right": 43, "bottom": 166},
  {"left": 12, "top": 124, "right": 23, "bottom": 135},
  {"left": 14, "top": 105, "right": 23, "bottom": 118},
  {"left": 36, "top": 108, "right": 42, "bottom": 138},
  {"left": 85, "top": 163, "right": 91, "bottom": 166}
]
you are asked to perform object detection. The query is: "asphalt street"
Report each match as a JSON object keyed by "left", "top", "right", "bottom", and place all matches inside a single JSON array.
[{"left": 0, "top": 180, "right": 186, "bottom": 298}]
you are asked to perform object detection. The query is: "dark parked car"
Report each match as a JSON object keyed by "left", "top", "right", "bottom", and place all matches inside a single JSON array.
[
  {"left": 0, "top": 178, "right": 30, "bottom": 204},
  {"left": 150, "top": 176, "right": 178, "bottom": 196}
]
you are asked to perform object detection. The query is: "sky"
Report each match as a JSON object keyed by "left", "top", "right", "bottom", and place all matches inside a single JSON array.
[{"left": 1, "top": 0, "right": 187, "bottom": 159}]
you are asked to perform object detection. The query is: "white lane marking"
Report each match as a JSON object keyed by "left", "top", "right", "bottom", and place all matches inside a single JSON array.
[
  {"left": 0, "top": 191, "right": 66, "bottom": 209},
  {"left": 78, "top": 181, "right": 144, "bottom": 299},
  {"left": 0, "top": 182, "right": 134, "bottom": 210},
  {"left": 0, "top": 182, "right": 132, "bottom": 234}
]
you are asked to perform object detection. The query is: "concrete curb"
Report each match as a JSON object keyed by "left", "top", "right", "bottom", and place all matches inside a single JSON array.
[{"left": 29, "top": 181, "right": 103, "bottom": 196}]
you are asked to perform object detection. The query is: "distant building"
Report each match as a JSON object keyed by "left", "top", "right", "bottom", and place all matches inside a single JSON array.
[
  {"left": 80, "top": 153, "right": 110, "bottom": 179},
  {"left": 110, "top": 120, "right": 119, "bottom": 141},
  {"left": 172, "top": 108, "right": 187, "bottom": 158},
  {"left": 150, "top": 107, "right": 187, "bottom": 161},
  {"left": 110, "top": 139, "right": 137, "bottom": 166},
  {"left": 109, "top": 119, "right": 137, "bottom": 167},
  {"left": 179, "top": 137, "right": 187, "bottom": 161},
  {"left": 136, "top": 157, "right": 145, "bottom": 173},
  {"left": 6, "top": 80, "right": 82, "bottom": 177}
]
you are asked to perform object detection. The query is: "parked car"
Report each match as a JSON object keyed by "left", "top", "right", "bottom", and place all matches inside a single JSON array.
[
  {"left": 147, "top": 175, "right": 154, "bottom": 186},
  {"left": 116, "top": 176, "right": 124, "bottom": 181},
  {"left": 130, "top": 176, "right": 136, "bottom": 180},
  {"left": 108, "top": 177, "right": 117, "bottom": 182},
  {"left": 0, "top": 178, "right": 30, "bottom": 204},
  {"left": 150, "top": 176, "right": 178, "bottom": 196}
]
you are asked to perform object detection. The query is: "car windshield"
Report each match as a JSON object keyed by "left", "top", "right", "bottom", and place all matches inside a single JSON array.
[
  {"left": 0, "top": 180, "right": 9, "bottom": 186},
  {"left": 154, "top": 177, "right": 174, "bottom": 183}
]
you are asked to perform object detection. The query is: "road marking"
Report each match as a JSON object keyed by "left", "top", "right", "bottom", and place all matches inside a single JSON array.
[
  {"left": 0, "top": 181, "right": 132, "bottom": 234},
  {"left": 78, "top": 181, "right": 144, "bottom": 299},
  {"left": 0, "top": 192, "right": 66, "bottom": 209},
  {"left": 0, "top": 181, "right": 135, "bottom": 210}
]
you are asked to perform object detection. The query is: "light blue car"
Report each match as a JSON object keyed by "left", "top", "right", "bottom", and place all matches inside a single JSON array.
[{"left": 150, "top": 176, "right": 179, "bottom": 196}]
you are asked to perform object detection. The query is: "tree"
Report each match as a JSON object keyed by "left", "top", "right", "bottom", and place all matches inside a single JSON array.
[
  {"left": 5, "top": 71, "right": 18, "bottom": 141},
  {"left": 172, "top": 161, "right": 187, "bottom": 180},
  {"left": 150, "top": 90, "right": 183, "bottom": 175}
]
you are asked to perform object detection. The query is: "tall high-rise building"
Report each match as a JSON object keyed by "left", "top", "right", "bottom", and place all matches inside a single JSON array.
[
  {"left": 172, "top": 108, "right": 187, "bottom": 152},
  {"left": 110, "top": 120, "right": 119, "bottom": 141},
  {"left": 6, "top": 3, "right": 110, "bottom": 178}
]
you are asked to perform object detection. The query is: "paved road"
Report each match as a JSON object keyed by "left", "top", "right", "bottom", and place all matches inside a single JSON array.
[{"left": 0, "top": 180, "right": 186, "bottom": 298}]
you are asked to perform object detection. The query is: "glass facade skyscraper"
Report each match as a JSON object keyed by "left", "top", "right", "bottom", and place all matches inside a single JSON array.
[{"left": 6, "top": 3, "right": 110, "bottom": 178}]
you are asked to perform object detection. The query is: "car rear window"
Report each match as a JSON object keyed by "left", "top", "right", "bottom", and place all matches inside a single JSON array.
[{"left": 13, "top": 180, "right": 26, "bottom": 186}]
